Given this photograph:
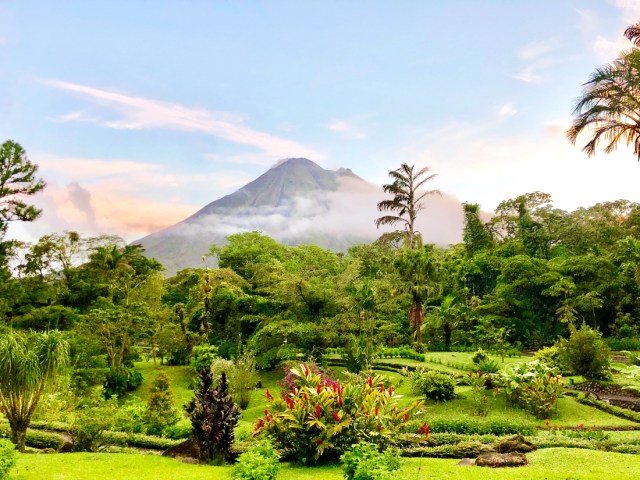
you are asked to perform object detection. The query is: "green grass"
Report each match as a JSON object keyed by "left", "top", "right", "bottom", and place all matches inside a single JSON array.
[{"left": 9, "top": 449, "right": 640, "bottom": 479}]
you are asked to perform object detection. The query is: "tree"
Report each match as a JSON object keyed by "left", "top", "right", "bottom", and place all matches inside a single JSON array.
[
  {"left": 375, "top": 163, "right": 439, "bottom": 249},
  {"left": 0, "top": 140, "right": 45, "bottom": 236},
  {"left": 0, "top": 330, "right": 68, "bottom": 451},
  {"left": 566, "top": 28, "right": 640, "bottom": 161}
]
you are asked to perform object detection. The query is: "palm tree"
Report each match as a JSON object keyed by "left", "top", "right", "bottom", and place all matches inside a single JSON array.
[
  {"left": 0, "top": 330, "right": 69, "bottom": 451},
  {"left": 395, "top": 246, "right": 440, "bottom": 345},
  {"left": 375, "top": 163, "right": 440, "bottom": 249},
  {"left": 567, "top": 30, "right": 640, "bottom": 160}
]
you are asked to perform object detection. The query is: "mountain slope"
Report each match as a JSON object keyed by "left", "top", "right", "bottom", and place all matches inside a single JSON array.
[{"left": 135, "top": 158, "right": 463, "bottom": 275}]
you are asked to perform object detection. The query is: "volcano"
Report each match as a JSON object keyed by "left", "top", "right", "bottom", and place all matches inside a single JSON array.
[{"left": 135, "top": 158, "right": 464, "bottom": 275}]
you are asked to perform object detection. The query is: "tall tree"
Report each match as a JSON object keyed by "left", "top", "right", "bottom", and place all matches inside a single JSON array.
[
  {"left": 566, "top": 29, "right": 640, "bottom": 160},
  {"left": 375, "top": 163, "right": 440, "bottom": 249},
  {"left": 0, "top": 330, "right": 68, "bottom": 451}
]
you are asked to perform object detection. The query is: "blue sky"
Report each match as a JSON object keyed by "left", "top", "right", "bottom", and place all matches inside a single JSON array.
[{"left": 2, "top": 1, "right": 640, "bottom": 242}]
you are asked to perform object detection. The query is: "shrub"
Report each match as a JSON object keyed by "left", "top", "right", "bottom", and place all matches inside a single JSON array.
[
  {"left": 185, "top": 370, "right": 239, "bottom": 464},
  {"left": 0, "top": 439, "right": 16, "bottom": 479},
  {"left": 533, "top": 345, "right": 566, "bottom": 372},
  {"left": 163, "top": 418, "right": 192, "bottom": 439},
  {"left": 70, "top": 395, "right": 117, "bottom": 451},
  {"left": 498, "top": 360, "right": 563, "bottom": 419},
  {"left": 466, "top": 371, "right": 489, "bottom": 416},
  {"left": 406, "top": 368, "right": 456, "bottom": 402},
  {"left": 112, "top": 399, "right": 147, "bottom": 434},
  {"left": 103, "top": 367, "right": 143, "bottom": 399},
  {"left": 190, "top": 344, "right": 219, "bottom": 373},
  {"left": 254, "top": 363, "right": 422, "bottom": 464},
  {"left": 558, "top": 324, "right": 611, "bottom": 381},
  {"left": 341, "top": 443, "right": 401, "bottom": 480},
  {"left": 144, "top": 373, "right": 179, "bottom": 435},
  {"left": 278, "top": 362, "right": 338, "bottom": 391},
  {"left": 476, "top": 359, "right": 500, "bottom": 375},
  {"left": 405, "top": 417, "right": 536, "bottom": 436},
  {"left": 472, "top": 349, "right": 489, "bottom": 364},
  {"left": 229, "top": 352, "right": 260, "bottom": 410},
  {"left": 231, "top": 440, "right": 280, "bottom": 480}
]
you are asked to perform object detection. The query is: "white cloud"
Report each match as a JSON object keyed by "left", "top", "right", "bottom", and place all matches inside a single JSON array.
[
  {"left": 593, "top": 33, "right": 633, "bottom": 59},
  {"left": 44, "top": 79, "right": 324, "bottom": 160},
  {"left": 326, "top": 120, "right": 366, "bottom": 139},
  {"left": 518, "top": 38, "right": 560, "bottom": 61},
  {"left": 498, "top": 104, "right": 518, "bottom": 118}
]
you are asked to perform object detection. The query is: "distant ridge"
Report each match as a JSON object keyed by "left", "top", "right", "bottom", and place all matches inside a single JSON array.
[{"left": 135, "top": 158, "right": 464, "bottom": 275}]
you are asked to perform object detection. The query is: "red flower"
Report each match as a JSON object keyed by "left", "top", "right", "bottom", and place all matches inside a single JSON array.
[
  {"left": 367, "top": 376, "right": 373, "bottom": 387},
  {"left": 265, "top": 388, "right": 273, "bottom": 400},
  {"left": 545, "top": 420, "right": 549, "bottom": 426},
  {"left": 403, "top": 413, "right": 409, "bottom": 422},
  {"left": 255, "top": 418, "right": 264, "bottom": 429},
  {"left": 388, "top": 386, "right": 394, "bottom": 396},
  {"left": 332, "top": 411, "right": 341, "bottom": 422},
  {"left": 378, "top": 424, "right": 382, "bottom": 432},
  {"left": 315, "top": 404, "right": 322, "bottom": 419},
  {"left": 375, "top": 407, "right": 379, "bottom": 416},
  {"left": 314, "top": 439, "right": 323, "bottom": 445},
  {"left": 338, "top": 396, "right": 344, "bottom": 407},
  {"left": 379, "top": 382, "right": 384, "bottom": 392},
  {"left": 495, "top": 387, "right": 499, "bottom": 394},
  {"left": 417, "top": 422, "right": 428, "bottom": 434},
  {"left": 578, "top": 423, "right": 584, "bottom": 429},
  {"left": 293, "top": 387, "right": 298, "bottom": 395},
  {"left": 303, "top": 392, "right": 308, "bottom": 400},
  {"left": 305, "top": 365, "right": 310, "bottom": 377},
  {"left": 424, "top": 425, "right": 430, "bottom": 436},
  {"left": 317, "top": 383, "right": 322, "bottom": 394}
]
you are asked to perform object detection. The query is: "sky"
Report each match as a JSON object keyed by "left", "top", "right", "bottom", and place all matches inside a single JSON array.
[{"left": 3, "top": 0, "right": 640, "bottom": 244}]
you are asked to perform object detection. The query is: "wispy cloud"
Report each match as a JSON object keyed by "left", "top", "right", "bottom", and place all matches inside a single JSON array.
[
  {"left": 498, "top": 103, "right": 518, "bottom": 118},
  {"left": 513, "top": 38, "right": 562, "bottom": 84},
  {"left": 326, "top": 120, "right": 366, "bottom": 139},
  {"left": 44, "top": 79, "right": 324, "bottom": 160}
]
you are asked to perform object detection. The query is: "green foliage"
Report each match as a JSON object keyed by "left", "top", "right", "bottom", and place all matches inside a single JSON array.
[
  {"left": 406, "top": 367, "right": 456, "bottom": 402},
  {"left": 210, "top": 352, "right": 259, "bottom": 410},
  {"left": 191, "top": 344, "right": 220, "bottom": 373},
  {"left": 231, "top": 440, "right": 280, "bottom": 480},
  {"left": 415, "top": 417, "right": 536, "bottom": 435},
  {"left": 340, "top": 443, "right": 401, "bottom": 480},
  {"left": 70, "top": 388, "right": 117, "bottom": 452},
  {"left": 476, "top": 359, "right": 500, "bottom": 375},
  {"left": 144, "top": 372, "right": 179, "bottom": 435},
  {"left": 533, "top": 345, "right": 566, "bottom": 372},
  {"left": 343, "top": 334, "right": 378, "bottom": 373},
  {"left": 466, "top": 371, "right": 489, "bottom": 416},
  {"left": 185, "top": 370, "right": 239, "bottom": 463},
  {"left": 498, "top": 360, "right": 564, "bottom": 419},
  {"left": 471, "top": 349, "right": 489, "bottom": 364},
  {"left": 103, "top": 367, "right": 143, "bottom": 399},
  {"left": 254, "top": 363, "right": 422, "bottom": 463},
  {"left": 558, "top": 324, "right": 611, "bottom": 380},
  {"left": 112, "top": 399, "right": 147, "bottom": 435},
  {"left": 0, "top": 438, "right": 16, "bottom": 479}
]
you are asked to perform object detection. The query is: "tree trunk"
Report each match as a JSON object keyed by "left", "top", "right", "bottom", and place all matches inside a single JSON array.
[
  {"left": 9, "top": 419, "right": 29, "bottom": 452},
  {"left": 409, "top": 304, "right": 424, "bottom": 344}
]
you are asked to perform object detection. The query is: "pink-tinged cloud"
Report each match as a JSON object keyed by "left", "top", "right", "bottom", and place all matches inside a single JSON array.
[{"left": 44, "top": 79, "right": 324, "bottom": 160}]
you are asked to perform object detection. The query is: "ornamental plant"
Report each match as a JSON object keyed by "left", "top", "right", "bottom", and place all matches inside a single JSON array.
[
  {"left": 341, "top": 442, "right": 401, "bottom": 480},
  {"left": 253, "top": 363, "right": 422, "bottom": 464},
  {"left": 498, "top": 360, "right": 564, "bottom": 419},
  {"left": 231, "top": 440, "right": 280, "bottom": 480},
  {"left": 406, "top": 367, "right": 456, "bottom": 402},
  {"left": 467, "top": 371, "right": 489, "bottom": 416}
]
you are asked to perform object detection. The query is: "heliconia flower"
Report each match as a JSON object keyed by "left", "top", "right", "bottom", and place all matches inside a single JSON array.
[
  {"left": 388, "top": 386, "right": 393, "bottom": 396},
  {"left": 332, "top": 411, "right": 341, "bottom": 422},
  {"left": 305, "top": 365, "right": 310, "bottom": 377},
  {"left": 293, "top": 387, "right": 298, "bottom": 395},
  {"left": 338, "top": 396, "right": 344, "bottom": 407},
  {"left": 375, "top": 407, "right": 379, "bottom": 416},
  {"left": 545, "top": 420, "right": 549, "bottom": 426},
  {"left": 379, "top": 383, "right": 384, "bottom": 392},
  {"left": 255, "top": 418, "right": 264, "bottom": 429},
  {"left": 417, "top": 422, "right": 428, "bottom": 434},
  {"left": 378, "top": 424, "right": 382, "bottom": 432},
  {"left": 303, "top": 393, "right": 308, "bottom": 400},
  {"left": 265, "top": 388, "right": 273, "bottom": 400},
  {"left": 317, "top": 383, "right": 322, "bottom": 394},
  {"left": 368, "top": 377, "right": 373, "bottom": 387},
  {"left": 264, "top": 409, "right": 269, "bottom": 417},
  {"left": 316, "top": 404, "right": 322, "bottom": 419},
  {"left": 403, "top": 413, "right": 409, "bottom": 422}
]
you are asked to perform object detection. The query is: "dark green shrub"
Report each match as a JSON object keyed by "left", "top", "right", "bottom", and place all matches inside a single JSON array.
[
  {"left": 418, "top": 417, "right": 536, "bottom": 436},
  {"left": 533, "top": 345, "right": 566, "bottom": 372},
  {"left": 70, "top": 393, "right": 117, "bottom": 452},
  {"left": 185, "top": 370, "right": 239, "bottom": 464},
  {"left": 407, "top": 368, "right": 456, "bottom": 402},
  {"left": 190, "top": 344, "right": 219, "bottom": 373},
  {"left": 341, "top": 443, "right": 401, "bottom": 480},
  {"left": 231, "top": 440, "right": 280, "bottom": 480},
  {"left": 103, "top": 367, "right": 143, "bottom": 399},
  {"left": 0, "top": 439, "right": 16, "bottom": 479},
  {"left": 558, "top": 324, "right": 611, "bottom": 381}
]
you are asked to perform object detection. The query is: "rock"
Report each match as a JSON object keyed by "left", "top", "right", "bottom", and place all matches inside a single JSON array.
[
  {"left": 457, "top": 458, "right": 475, "bottom": 466},
  {"left": 476, "top": 453, "right": 528, "bottom": 468},
  {"left": 496, "top": 435, "right": 537, "bottom": 453}
]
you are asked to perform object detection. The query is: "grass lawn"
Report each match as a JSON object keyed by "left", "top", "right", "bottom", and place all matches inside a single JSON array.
[{"left": 9, "top": 449, "right": 640, "bottom": 479}]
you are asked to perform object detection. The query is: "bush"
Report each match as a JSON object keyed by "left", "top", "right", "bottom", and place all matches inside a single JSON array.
[
  {"left": 229, "top": 352, "right": 260, "bottom": 410},
  {"left": 185, "top": 370, "right": 239, "bottom": 464},
  {"left": 472, "top": 349, "right": 489, "bottom": 364},
  {"left": 163, "top": 418, "right": 192, "bottom": 440},
  {"left": 406, "top": 368, "right": 456, "bottom": 402},
  {"left": 498, "top": 360, "right": 563, "bottom": 419},
  {"left": 112, "top": 399, "right": 147, "bottom": 434},
  {"left": 70, "top": 390, "right": 117, "bottom": 452},
  {"left": 341, "top": 443, "right": 401, "bottom": 480},
  {"left": 190, "top": 344, "right": 219, "bottom": 373},
  {"left": 103, "top": 367, "right": 143, "bottom": 399},
  {"left": 0, "top": 439, "right": 16, "bottom": 479},
  {"left": 409, "top": 417, "right": 536, "bottom": 436},
  {"left": 533, "top": 345, "right": 566, "bottom": 372},
  {"left": 232, "top": 440, "right": 280, "bottom": 480},
  {"left": 558, "top": 324, "right": 611, "bottom": 380},
  {"left": 466, "top": 371, "right": 489, "bottom": 416},
  {"left": 254, "top": 363, "right": 422, "bottom": 464}
]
